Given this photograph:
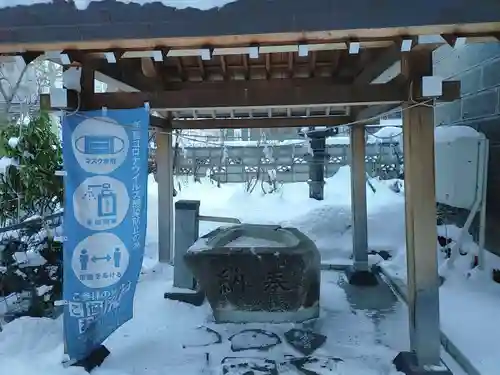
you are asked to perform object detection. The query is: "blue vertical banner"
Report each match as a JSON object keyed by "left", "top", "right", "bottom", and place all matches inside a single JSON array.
[{"left": 62, "top": 108, "right": 149, "bottom": 361}]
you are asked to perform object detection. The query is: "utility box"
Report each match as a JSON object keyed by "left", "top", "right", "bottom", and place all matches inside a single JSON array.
[{"left": 435, "top": 129, "right": 487, "bottom": 209}]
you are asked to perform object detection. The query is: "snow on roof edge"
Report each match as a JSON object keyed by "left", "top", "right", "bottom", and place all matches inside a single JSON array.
[{"left": 0, "top": 0, "right": 240, "bottom": 11}]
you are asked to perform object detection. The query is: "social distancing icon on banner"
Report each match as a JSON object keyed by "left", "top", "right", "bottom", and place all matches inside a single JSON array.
[{"left": 71, "top": 232, "right": 129, "bottom": 289}]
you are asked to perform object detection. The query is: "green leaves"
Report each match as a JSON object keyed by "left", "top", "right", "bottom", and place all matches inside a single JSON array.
[{"left": 0, "top": 111, "right": 63, "bottom": 224}]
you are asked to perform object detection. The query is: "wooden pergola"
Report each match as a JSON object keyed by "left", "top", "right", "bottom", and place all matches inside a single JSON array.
[{"left": 4, "top": 1, "right": 500, "bottom": 373}]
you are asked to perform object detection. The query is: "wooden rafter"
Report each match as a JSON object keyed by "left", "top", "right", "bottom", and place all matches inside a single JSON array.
[
  {"left": 287, "top": 52, "right": 294, "bottom": 78},
  {"left": 242, "top": 54, "right": 249, "bottom": 80},
  {"left": 265, "top": 53, "right": 271, "bottom": 79},
  {"left": 220, "top": 55, "right": 228, "bottom": 80},
  {"left": 197, "top": 56, "right": 206, "bottom": 80},
  {"left": 309, "top": 51, "right": 317, "bottom": 78},
  {"left": 354, "top": 45, "right": 400, "bottom": 84},
  {"left": 175, "top": 57, "right": 186, "bottom": 81}
]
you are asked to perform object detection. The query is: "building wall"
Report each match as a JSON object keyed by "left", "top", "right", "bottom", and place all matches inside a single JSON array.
[{"left": 433, "top": 42, "right": 500, "bottom": 256}]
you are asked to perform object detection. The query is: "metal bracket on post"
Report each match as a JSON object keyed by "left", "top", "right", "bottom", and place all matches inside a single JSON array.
[
  {"left": 173, "top": 200, "right": 200, "bottom": 290},
  {"left": 165, "top": 200, "right": 205, "bottom": 306},
  {"left": 165, "top": 204, "right": 243, "bottom": 306}
]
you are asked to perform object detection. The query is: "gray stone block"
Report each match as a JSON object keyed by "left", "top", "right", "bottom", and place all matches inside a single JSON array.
[
  {"left": 462, "top": 89, "right": 498, "bottom": 120},
  {"left": 482, "top": 58, "right": 500, "bottom": 89},
  {"left": 184, "top": 224, "right": 320, "bottom": 323},
  {"left": 460, "top": 68, "right": 482, "bottom": 96},
  {"left": 474, "top": 118, "right": 500, "bottom": 140},
  {"left": 435, "top": 101, "right": 461, "bottom": 126}
]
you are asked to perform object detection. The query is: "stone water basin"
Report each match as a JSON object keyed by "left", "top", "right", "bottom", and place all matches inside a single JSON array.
[{"left": 184, "top": 224, "right": 320, "bottom": 323}]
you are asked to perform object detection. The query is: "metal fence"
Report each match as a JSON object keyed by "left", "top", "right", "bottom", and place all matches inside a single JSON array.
[{"left": 173, "top": 141, "right": 403, "bottom": 183}]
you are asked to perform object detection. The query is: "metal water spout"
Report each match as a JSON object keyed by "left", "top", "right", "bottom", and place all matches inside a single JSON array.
[{"left": 298, "top": 126, "right": 339, "bottom": 200}]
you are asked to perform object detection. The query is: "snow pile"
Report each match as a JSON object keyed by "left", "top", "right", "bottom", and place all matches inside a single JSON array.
[
  {"left": 0, "top": 0, "right": 51, "bottom": 9},
  {"left": 0, "top": 156, "right": 17, "bottom": 174},
  {"left": 7, "top": 137, "right": 19, "bottom": 148},
  {"left": 145, "top": 166, "right": 406, "bottom": 265},
  {"left": 372, "top": 126, "right": 402, "bottom": 140},
  {"left": 435, "top": 125, "right": 482, "bottom": 143},
  {"left": 167, "top": 167, "right": 405, "bottom": 262}
]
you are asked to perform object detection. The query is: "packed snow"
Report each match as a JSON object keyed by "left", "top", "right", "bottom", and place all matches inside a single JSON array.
[
  {"left": 155, "top": 168, "right": 499, "bottom": 375},
  {"left": 0, "top": 0, "right": 239, "bottom": 10}
]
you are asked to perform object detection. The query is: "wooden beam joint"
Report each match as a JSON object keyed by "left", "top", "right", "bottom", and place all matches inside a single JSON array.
[
  {"left": 21, "top": 51, "right": 43, "bottom": 65},
  {"left": 441, "top": 34, "right": 467, "bottom": 48}
]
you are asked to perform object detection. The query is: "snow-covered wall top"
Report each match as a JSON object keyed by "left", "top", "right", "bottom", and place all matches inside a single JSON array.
[{"left": 0, "top": 0, "right": 498, "bottom": 51}]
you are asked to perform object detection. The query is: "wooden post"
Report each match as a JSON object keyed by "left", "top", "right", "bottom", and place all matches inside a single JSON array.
[
  {"left": 347, "top": 123, "right": 378, "bottom": 286},
  {"left": 66, "top": 62, "right": 94, "bottom": 111},
  {"left": 156, "top": 130, "right": 174, "bottom": 264},
  {"left": 350, "top": 124, "right": 368, "bottom": 270},
  {"left": 393, "top": 50, "right": 449, "bottom": 375}
]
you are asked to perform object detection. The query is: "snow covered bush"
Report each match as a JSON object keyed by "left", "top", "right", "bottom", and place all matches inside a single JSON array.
[
  {"left": 0, "top": 58, "right": 64, "bottom": 322},
  {"left": 0, "top": 112, "right": 63, "bottom": 224},
  {"left": 0, "top": 113, "right": 63, "bottom": 321},
  {"left": 0, "top": 219, "right": 63, "bottom": 320}
]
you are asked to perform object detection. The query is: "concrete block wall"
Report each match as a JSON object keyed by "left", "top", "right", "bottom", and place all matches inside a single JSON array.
[{"left": 434, "top": 42, "right": 500, "bottom": 256}]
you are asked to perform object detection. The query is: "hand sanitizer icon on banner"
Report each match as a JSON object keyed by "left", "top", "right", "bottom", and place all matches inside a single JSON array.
[{"left": 97, "top": 183, "right": 117, "bottom": 217}]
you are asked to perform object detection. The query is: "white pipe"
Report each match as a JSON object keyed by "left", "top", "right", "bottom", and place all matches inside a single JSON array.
[
  {"left": 478, "top": 139, "right": 489, "bottom": 270},
  {"left": 447, "top": 139, "right": 484, "bottom": 268}
]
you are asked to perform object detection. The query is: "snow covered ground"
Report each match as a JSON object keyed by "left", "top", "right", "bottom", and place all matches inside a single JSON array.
[
  {"left": 1, "top": 165, "right": 499, "bottom": 375},
  {"left": 0, "top": 268, "right": 411, "bottom": 375}
]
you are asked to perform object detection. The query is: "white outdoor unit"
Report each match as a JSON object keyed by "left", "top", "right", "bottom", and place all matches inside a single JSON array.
[{"left": 434, "top": 126, "right": 489, "bottom": 270}]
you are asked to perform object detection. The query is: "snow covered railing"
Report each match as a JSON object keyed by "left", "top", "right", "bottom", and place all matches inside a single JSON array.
[
  {"left": 198, "top": 215, "right": 241, "bottom": 224},
  {"left": 0, "top": 211, "right": 63, "bottom": 234}
]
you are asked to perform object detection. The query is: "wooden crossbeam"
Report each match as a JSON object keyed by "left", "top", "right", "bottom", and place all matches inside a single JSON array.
[
  {"left": 355, "top": 80, "right": 460, "bottom": 120},
  {"left": 43, "top": 80, "right": 408, "bottom": 111},
  {"left": 167, "top": 116, "right": 352, "bottom": 129}
]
